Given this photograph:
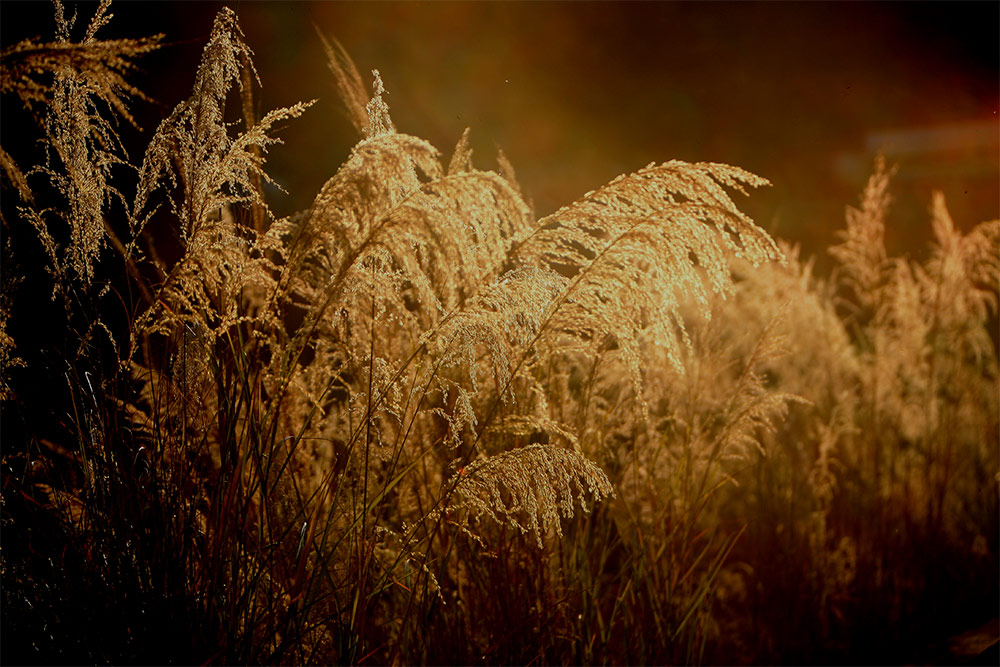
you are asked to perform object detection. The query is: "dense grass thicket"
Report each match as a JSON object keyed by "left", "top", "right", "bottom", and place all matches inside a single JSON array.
[{"left": 2, "top": 4, "right": 997, "bottom": 664}]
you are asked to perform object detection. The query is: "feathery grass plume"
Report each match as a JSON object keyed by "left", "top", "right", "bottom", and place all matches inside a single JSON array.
[
  {"left": 923, "top": 192, "right": 1000, "bottom": 354},
  {"left": 428, "top": 266, "right": 565, "bottom": 398},
  {"left": 829, "top": 154, "right": 894, "bottom": 318},
  {"left": 277, "top": 127, "right": 532, "bottom": 324},
  {"left": 481, "top": 376, "right": 580, "bottom": 452},
  {"left": 0, "top": 146, "right": 33, "bottom": 204},
  {"left": 448, "top": 126, "right": 475, "bottom": 175},
  {"left": 260, "top": 135, "right": 535, "bottom": 470},
  {"left": 871, "top": 258, "right": 934, "bottom": 439},
  {"left": 316, "top": 31, "right": 369, "bottom": 137},
  {"left": 131, "top": 7, "right": 312, "bottom": 341},
  {"left": 365, "top": 69, "right": 395, "bottom": 137},
  {"left": 447, "top": 443, "right": 613, "bottom": 547},
  {"left": 264, "top": 74, "right": 536, "bottom": 447},
  {"left": 496, "top": 146, "right": 526, "bottom": 199},
  {"left": 2, "top": 0, "right": 160, "bottom": 292},
  {"left": 0, "top": 0, "right": 160, "bottom": 124},
  {"left": 513, "top": 160, "right": 782, "bottom": 419}
]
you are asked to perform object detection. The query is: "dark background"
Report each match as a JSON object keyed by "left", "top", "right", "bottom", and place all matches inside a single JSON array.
[{"left": 3, "top": 1, "right": 997, "bottom": 265}]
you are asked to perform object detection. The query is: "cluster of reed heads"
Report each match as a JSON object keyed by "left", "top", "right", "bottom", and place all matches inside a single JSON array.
[{"left": 2, "top": 4, "right": 997, "bottom": 664}]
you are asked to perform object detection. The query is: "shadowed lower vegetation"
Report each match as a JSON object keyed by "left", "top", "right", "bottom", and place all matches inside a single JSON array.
[{"left": 2, "top": 4, "right": 997, "bottom": 664}]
